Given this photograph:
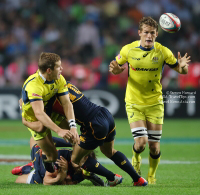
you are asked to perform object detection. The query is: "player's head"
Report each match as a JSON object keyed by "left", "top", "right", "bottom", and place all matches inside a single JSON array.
[
  {"left": 38, "top": 52, "right": 63, "bottom": 80},
  {"left": 138, "top": 16, "right": 158, "bottom": 49}
]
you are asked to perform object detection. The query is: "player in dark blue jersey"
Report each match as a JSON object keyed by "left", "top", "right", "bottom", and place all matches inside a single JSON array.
[
  {"left": 12, "top": 137, "right": 104, "bottom": 186},
  {"left": 20, "top": 82, "right": 147, "bottom": 186}
]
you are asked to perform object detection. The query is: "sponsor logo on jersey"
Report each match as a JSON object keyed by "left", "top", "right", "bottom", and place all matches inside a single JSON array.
[
  {"left": 132, "top": 57, "right": 140, "bottom": 60},
  {"left": 152, "top": 57, "right": 159, "bottom": 63},
  {"left": 143, "top": 53, "right": 149, "bottom": 57},
  {"left": 130, "top": 65, "right": 158, "bottom": 71},
  {"left": 32, "top": 93, "right": 42, "bottom": 97}
]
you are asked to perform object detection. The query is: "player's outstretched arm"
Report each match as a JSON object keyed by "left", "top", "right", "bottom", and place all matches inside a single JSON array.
[
  {"left": 59, "top": 94, "right": 79, "bottom": 143},
  {"left": 173, "top": 52, "right": 191, "bottom": 74},
  {"left": 109, "top": 60, "right": 126, "bottom": 75},
  {"left": 31, "top": 101, "right": 74, "bottom": 142}
]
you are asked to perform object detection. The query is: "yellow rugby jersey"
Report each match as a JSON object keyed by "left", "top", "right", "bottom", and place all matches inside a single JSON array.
[
  {"left": 116, "top": 41, "right": 178, "bottom": 105},
  {"left": 22, "top": 70, "right": 69, "bottom": 121}
]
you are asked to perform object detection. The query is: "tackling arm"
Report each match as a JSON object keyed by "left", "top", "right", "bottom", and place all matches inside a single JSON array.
[
  {"left": 59, "top": 94, "right": 79, "bottom": 143},
  {"left": 30, "top": 101, "right": 73, "bottom": 141}
]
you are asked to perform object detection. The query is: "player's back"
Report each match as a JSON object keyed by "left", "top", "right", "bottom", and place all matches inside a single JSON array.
[{"left": 53, "top": 82, "right": 101, "bottom": 125}]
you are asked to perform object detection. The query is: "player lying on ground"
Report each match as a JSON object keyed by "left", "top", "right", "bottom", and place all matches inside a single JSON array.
[
  {"left": 20, "top": 81, "right": 148, "bottom": 187},
  {"left": 11, "top": 137, "right": 104, "bottom": 186},
  {"left": 21, "top": 52, "right": 79, "bottom": 173},
  {"left": 109, "top": 16, "right": 190, "bottom": 184}
]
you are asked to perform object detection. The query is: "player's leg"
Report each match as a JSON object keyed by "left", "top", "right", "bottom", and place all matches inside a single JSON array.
[
  {"left": 81, "top": 154, "right": 115, "bottom": 183},
  {"left": 15, "top": 174, "right": 30, "bottom": 183},
  {"left": 145, "top": 103, "right": 163, "bottom": 184},
  {"left": 36, "top": 132, "right": 58, "bottom": 173},
  {"left": 130, "top": 121, "right": 148, "bottom": 175},
  {"left": 71, "top": 144, "right": 92, "bottom": 166},
  {"left": 146, "top": 121, "right": 162, "bottom": 184},
  {"left": 126, "top": 103, "right": 148, "bottom": 175},
  {"left": 100, "top": 140, "right": 147, "bottom": 186}
]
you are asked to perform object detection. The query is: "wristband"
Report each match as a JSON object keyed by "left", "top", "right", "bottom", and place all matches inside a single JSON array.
[{"left": 68, "top": 119, "right": 77, "bottom": 129}]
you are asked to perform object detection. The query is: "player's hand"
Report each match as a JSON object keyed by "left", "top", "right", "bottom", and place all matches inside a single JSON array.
[
  {"left": 58, "top": 129, "right": 74, "bottom": 142},
  {"left": 56, "top": 156, "right": 68, "bottom": 172},
  {"left": 109, "top": 60, "right": 126, "bottom": 75},
  {"left": 177, "top": 52, "right": 191, "bottom": 69},
  {"left": 70, "top": 127, "right": 80, "bottom": 144}
]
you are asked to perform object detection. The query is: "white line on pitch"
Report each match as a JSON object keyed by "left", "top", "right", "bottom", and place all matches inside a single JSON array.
[{"left": 0, "top": 155, "right": 200, "bottom": 165}]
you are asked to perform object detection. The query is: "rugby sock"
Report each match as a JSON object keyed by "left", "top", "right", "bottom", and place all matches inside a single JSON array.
[
  {"left": 133, "top": 146, "right": 141, "bottom": 160},
  {"left": 42, "top": 154, "right": 54, "bottom": 173},
  {"left": 21, "top": 165, "right": 33, "bottom": 174},
  {"left": 148, "top": 152, "right": 161, "bottom": 177},
  {"left": 81, "top": 156, "right": 115, "bottom": 181},
  {"left": 110, "top": 151, "right": 140, "bottom": 182},
  {"left": 52, "top": 136, "right": 72, "bottom": 147}
]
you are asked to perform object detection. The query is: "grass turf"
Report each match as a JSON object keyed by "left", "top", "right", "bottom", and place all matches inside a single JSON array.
[{"left": 0, "top": 119, "right": 200, "bottom": 195}]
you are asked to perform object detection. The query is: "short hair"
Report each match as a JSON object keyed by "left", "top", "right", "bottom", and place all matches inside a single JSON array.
[
  {"left": 38, "top": 52, "right": 61, "bottom": 73},
  {"left": 139, "top": 16, "right": 158, "bottom": 31}
]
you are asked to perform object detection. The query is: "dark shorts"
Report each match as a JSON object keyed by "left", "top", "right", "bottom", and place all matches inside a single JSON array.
[
  {"left": 30, "top": 144, "right": 46, "bottom": 184},
  {"left": 79, "top": 107, "right": 116, "bottom": 150}
]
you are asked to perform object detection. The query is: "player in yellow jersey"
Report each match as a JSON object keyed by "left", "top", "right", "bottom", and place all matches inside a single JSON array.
[
  {"left": 22, "top": 52, "right": 79, "bottom": 172},
  {"left": 109, "top": 17, "right": 191, "bottom": 184}
]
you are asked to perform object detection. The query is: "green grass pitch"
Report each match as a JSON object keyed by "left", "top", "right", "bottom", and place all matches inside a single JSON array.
[{"left": 0, "top": 119, "right": 200, "bottom": 195}]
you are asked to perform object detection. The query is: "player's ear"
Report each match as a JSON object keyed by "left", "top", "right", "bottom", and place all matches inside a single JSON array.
[
  {"left": 46, "top": 68, "right": 52, "bottom": 74},
  {"left": 156, "top": 31, "right": 158, "bottom": 37},
  {"left": 138, "top": 30, "right": 141, "bottom": 37}
]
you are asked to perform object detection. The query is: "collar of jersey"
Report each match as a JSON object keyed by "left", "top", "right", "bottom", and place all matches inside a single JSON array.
[
  {"left": 39, "top": 71, "right": 55, "bottom": 84},
  {"left": 138, "top": 45, "right": 154, "bottom": 51}
]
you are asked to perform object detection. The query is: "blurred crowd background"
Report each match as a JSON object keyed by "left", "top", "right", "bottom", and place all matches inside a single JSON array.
[{"left": 0, "top": 0, "right": 199, "bottom": 90}]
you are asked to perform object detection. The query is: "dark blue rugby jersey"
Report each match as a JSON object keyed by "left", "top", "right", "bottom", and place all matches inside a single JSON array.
[
  {"left": 66, "top": 82, "right": 100, "bottom": 124},
  {"left": 53, "top": 82, "right": 101, "bottom": 125}
]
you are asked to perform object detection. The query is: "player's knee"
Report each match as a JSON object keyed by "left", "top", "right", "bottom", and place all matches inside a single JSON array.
[
  {"left": 149, "top": 143, "right": 160, "bottom": 155},
  {"left": 100, "top": 147, "right": 116, "bottom": 158},
  {"left": 134, "top": 137, "right": 148, "bottom": 152},
  {"left": 134, "top": 143, "right": 146, "bottom": 152},
  {"left": 46, "top": 151, "right": 58, "bottom": 162}
]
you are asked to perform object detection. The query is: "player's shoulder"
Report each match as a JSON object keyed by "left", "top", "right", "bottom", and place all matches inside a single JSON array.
[
  {"left": 56, "top": 74, "right": 66, "bottom": 84},
  {"left": 122, "top": 40, "right": 140, "bottom": 51},
  {"left": 154, "top": 42, "right": 170, "bottom": 52},
  {"left": 23, "top": 72, "right": 43, "bottom": 90}
]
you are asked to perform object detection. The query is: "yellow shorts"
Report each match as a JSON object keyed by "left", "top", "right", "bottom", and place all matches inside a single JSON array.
[
  {"left": 126, "top": 102, "right": 164, "bottom": 125},
  {"left": 27, "top": 112, "right": 66, "bottom": 141}
]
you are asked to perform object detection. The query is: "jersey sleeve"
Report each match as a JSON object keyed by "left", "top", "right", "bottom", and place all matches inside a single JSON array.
[
  {"left": 57, "top": 75, "right": 69, "bottom": 96},
  {"left": 115, "top": 45, "right": 128, "bottom": 65},
  {"left": 24, "top": 83, "right": 43, "bottom": 103},
  {"left": 163, "top": 46, "right": 178, "bottom": 68}
]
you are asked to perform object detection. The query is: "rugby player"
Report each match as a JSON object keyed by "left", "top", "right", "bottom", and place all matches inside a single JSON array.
[
  {"left": 109, "top": 16, "right": 190, "bottom": 184},
  {"left": 21, "top": 52, "right": 79, "bottom": 173},
  {"left": 20, "top": 82, "right": 147, "bottom": 186},
  {"left": 12, "top": 137, "right": 104, "bottom": 186}
]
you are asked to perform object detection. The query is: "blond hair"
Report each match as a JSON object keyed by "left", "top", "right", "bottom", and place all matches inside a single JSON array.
[{"left": 139, "top": 16, "right": 158, "bottom": 31}]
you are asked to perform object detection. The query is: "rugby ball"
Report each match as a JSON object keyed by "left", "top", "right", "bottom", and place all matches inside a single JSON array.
[{"left": 159, "top": 13, "right": 181, "bottom": 33}]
